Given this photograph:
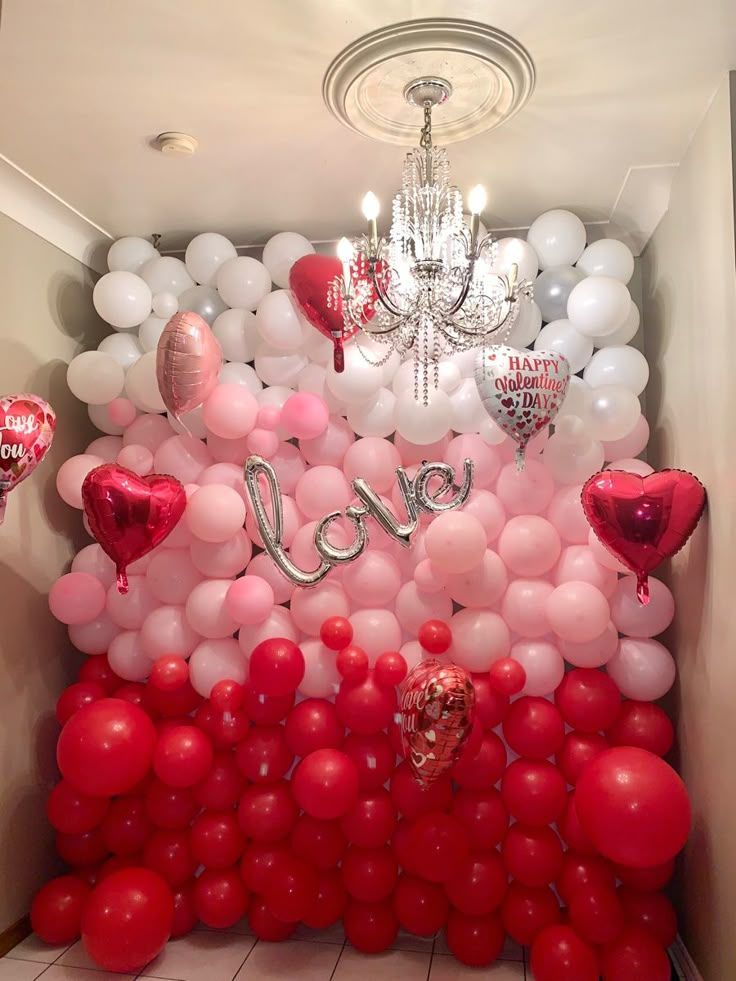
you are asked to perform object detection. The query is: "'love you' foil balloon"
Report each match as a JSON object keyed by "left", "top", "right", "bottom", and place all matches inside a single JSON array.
[
  {"left": 156, "top": 311, "right": 222, "bottom": 424},
  {"left": 400, "top": 659, "right": 475, "bottom": 785},
  {"left": 582, "top": 468, "right": 706, "bottom": 604},
  {"left": 82, "top": 464, "right": 187, "bottom": 594},
  {"left": 475, "top": 345, "right": 570, "bottom": 470},
  {"left": 0, "top": 394, "right": 56, "bottom": 524}
]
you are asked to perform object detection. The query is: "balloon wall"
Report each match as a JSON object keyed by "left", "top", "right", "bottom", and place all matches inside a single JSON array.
[{"left": 33, "top": 213, "right": 691, "bottom": 981}]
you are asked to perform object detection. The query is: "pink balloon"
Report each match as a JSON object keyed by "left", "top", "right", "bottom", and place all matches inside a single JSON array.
[
  {"left": 343, "top": 550, "right": 402, "bottom": 608},
  {"left": 246, "top": 552, "right": 295, "bottom": 606},
  {"left": 399, "top": 640, "right": 425, "bottom": 672},
  {"left": 157, "top": 311, "right": 223, "bottom": 421},
  {"left": 257, "top": 406, "right": 281, "bottom": 431},
  {"left": 49, "top": 572, "right": 106, "bottom": 625},
  {"left": 449, "top": 609, "right": 511, "bottom": 672},
  {"left": 424, "top": 511, "right": 487, "bottom": 574},
  {"left": 501, "top": 580, "right": 554, "bottom": 638},
  {"left": 609, "top": 576, "right": 675, "bottom": 638},
  {"left": 413, "top": 559, "right": 449, "bottom": 594},
  {"left": 238, "top": 607, "right": 299, "bottom": 655},
  {"left": 394, "top": 581, "right": 452, "bottom": 635},
  {"left": 510, "top": 640, "right": 566, "bottom": 696},
  {"left": 295, "top": 466, "right": 352, "bottom": 520},
  {"left": 270, "top": 442, "right": 307, "bottom": 494},
  {"left": 343, "top": 437, "right": 401, "bottom": 494},
  {"left": 226, "top": 576, "right": 275, "bottom": 626},
  {"left": 498, "top": 515, "right": 561, "bottom": 577},
  {"left": 445, "top": 549, "right": 508, "bottom": 608},
  {"left": 247, "top": 428, "right": 280, "bottom": 458},
  {"left": 117, "top": 443, "right": 154, "bottom": 476},
  {"left": 153, "top": 435, "right": 212, "bottom": 484},
  {"left": 106, "top": 575, "right": 158, "bottom": 629},
  {"left": 554, "top": 545, "right": 618, "bottom": 598},
  {"left": 607, "top": 458, "right": 654, "bottom": 476},
  {"left": 601, "top": 413, "right": 650, "bottom": 461},
  {"left": 349, "top": 609, "right": 403, "bottom": 663},
  {"left": 189, "top": 637, "right": 246, "bottom": 698},
  {"left": 199, "top": 463, "right": 249, "bottom": 505},
  {"left": 289, "top": 520, "right": 341, "bottom": 577},
  {"left": 300, "top": 415, "right": 355, "bottom": 467},
  {"left": 68, "top": 613, "right": 120, "bottom": 656},
  {"left": 71, "top": 544, "right": 117, "bottom": 590},
  {"left": 205, "top": 432, "right": 250, "bottom": 465},
  {"left": 56, "top": 454, "right": 105, "bottom": 508},
  {"left": 607, "top": 638, "right": 676, "bottom": 701},
  {"left": 245, "top": 493, "right": 302, "bottom": 549},
  {"left": 546, "top": 581, "right": 610, "bottom": 643},
  {"left": 444, "top": 434, "right": 500, "bottom": 489},
  {"left": 122, "top": 413, "right": 175, "bottom": 452},
  {"left": 559, "top": 621, "right": 620, "bottom": 668},
  {"left": 146, "top": 548, "right": 203, "bottom": 604},
  {"left": 185, "top": 579, "right": 239, "bottom": 639},
  {"left": 86, "top": 436, "right": 123, "bottom": 463},
  {"left": 547, "top": 485, "right": 590, "bottom": 544},
  {"left": 587, "top": 528, "right": 630, "bottom": 573},
  {"left": 495, "top": 460, "right": 555, "bottom": 516},
  {"left": 298, "top": 639, "right": 341, "bottom": 698},
  {"left": 140, "top": 604, "right": 201, "bottom": 659},
  {"left": 202, "top": 383, "right": 258, "bottom": 439},
  {"left": 462, "top": 489, "right": 507, "bottom": 544},
  {"left": 107, "top": 630, "right": 151, "bottom": 682},
  {"left": 186, "top": 484, "right": 246, "bottom": 543},
  {"left": 280, "top": 392, "right": 329, "bottom": 440},
  {"left": 394, "top": 432, "right": 450, "bottom": 467},
  {"left": 108, "top": 398, "right": 137, "bottom": 427},
  {"left": 291, "top": 581, "right": 350, "bottom": 636},
  {"left": 190, "top": 529, "right": 253, "bottom": 578}
]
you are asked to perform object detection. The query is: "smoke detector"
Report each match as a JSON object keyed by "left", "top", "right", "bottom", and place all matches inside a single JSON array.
[{"left": 153, "top": 132, "right": 199, "bottom": 156}]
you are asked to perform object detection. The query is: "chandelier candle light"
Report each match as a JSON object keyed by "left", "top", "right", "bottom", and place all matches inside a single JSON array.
[{"left": 331, "top": 77, "right": 533, "bottom": 404}]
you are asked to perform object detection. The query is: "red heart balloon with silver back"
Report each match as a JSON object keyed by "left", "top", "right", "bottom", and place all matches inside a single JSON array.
[
  {"left": 581, "top": 468, "right": 706, "bottom": 603},
  {"left": 0, "top": 394, "right": 56, "bottom": 524},
  {"left": 82, "top": 464, "right": 187, "bottom": 594}
]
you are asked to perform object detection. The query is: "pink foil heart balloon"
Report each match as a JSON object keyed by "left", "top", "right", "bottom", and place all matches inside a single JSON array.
[
  {"left": 82, "top": 464, "right": 187, "bottom": 594},
  {"left": 581, "top": 468, "right": 706, "bottom": 603},
  {"left": 400, "top": 659, "right": 475, "bottom": 786},
  {"left": 156, "top": 311, "right": 222, "bottom": 424},
  {"left": 0, "top": 393, "right": 56, "bottom": 524}
]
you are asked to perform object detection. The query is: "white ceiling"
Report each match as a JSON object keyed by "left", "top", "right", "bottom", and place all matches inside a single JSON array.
[{"left": 0, "top": 0, "right": 734, "bottom": 251}]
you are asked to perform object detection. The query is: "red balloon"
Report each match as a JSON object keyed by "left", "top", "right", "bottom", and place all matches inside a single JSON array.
[
  {"left": 243, "top": 682, "right": 294, "bottom": 724},
  {"left": 343, "top": 898, "right": 399, "bottom": 953},
  {"left": 284, "top": 698, "right": 344, "bottom": 757},
  {"left": 502, "top": 824, "right": 564, "bottom": 888},
  {"left": 101, "top": 796, "right": 151, "bottom": 856},
  {"left": 451, "top": 788, "right": 509, "bottom": 851},
  {"left": 501, "top": 882, "right": 562, "bottom": 946},
  {"left": 418, "top": 619, "right": 452, "bottom": 655},
  {"left": 569, "top": 884, "right": 625, "bottom": 945},
  {"left": 302, "top": 867, "right": 348, "bottom": 929},
  {"left": 336, "top": 644, "right": 370, "bottom": 682},
  {"left": 291, "top": 815, "right": 346, "bottom": 869},
  {"left": 193, "top": 751, "right": 246, "bottom": 810},
  {"left": 375, "top": 650, "right": 408, "bottom": 687},
  {"left": 149, "top": 656, "right": 189, "bottom": 692},
  {"left": 145, "top": 677, "right": 202, "bottom": 718},
  {"left": 451, "top": 731, "right": 507, "bottom": 790},
  {"left": 240, "top": 841, "right": 292, "bottom": 893},
  {"left": 582, "top": 468, "right": 705, "bottom": 603},
  {"left": 292, "top": 748, "right": 360, "bottom": 820},
  {"left": 343, "top": 731, "right": 396, "bottom": 790},
  {"left": 600, "top": 925, "right": 672, "bottom": 981},
  {"left": 207, "top": 706, "right": 250, "bottom": 747},
  {"left": 171, "top": 882, "right": 198, "bottom": 938},
  {"left": 575, "top": 747, "right": 691, "bottom": 868},
  {"left": 82, "top": 868, "right": 173, "bottom": 972},
  {"left": 558, "top": 793, "right": 598, "bottom": 856},
  {"left": 193, "top": 866, "right": 249, "bottom": 928},
  {"left": 341, "top": 789, "right": 397, "bottom": 848},
  {"left": 489, "top": 657, "right": 527, "bottom": 696},
  {"left": 236, "top": 724, "right": 294, "bottom": 783},
  {"left": 56, "top": 681, "right": 107, "bottom": 725},
  {"left": 445, "top": 850, "right": 508, "bottom": 915},
  {"left": 406, "top": 812, "right": 470, "bottom": 883},
  {"left": 82, "top": 465, "right": 186, "bottom": 593},
  {"left": 557, "top": 853, "right": 616, "bottom": 905},
  {"left": 503, "top": 696, "right": 565, "bottom": 759},
  {"left": 153, "top": 725, "right": 214, "bottom": 788},
  {"left": 57, "top": 698, "right": 156, "bottom": 797},
  {"left": 342, "top": 845, "right": 398, "bottom": 903},
  {"left": 501, "top": 760, "right": 567, "bottom": 826},
  {"left": 530, "top": 925, "right": 599, "bottom": 981},
  {"left": 144, "top": 780, "right": 198, "bottom": 830},
  {"left": 607, "top": 700, "right": 675, "bottom": 757},
  {"left": 248, "top": 896, "right": 296, "bottom": 941},
  {"left": 320, "top": 615, "right": 353, "bottom": 651},
  {"left": 392, "top": 818, "right": 420, "bottom": 875},
  {"left": 336, "top": 672, "right": 396, "bottom": 734},
  {"left": 249, "top": 637, "right": 305, "bottom": 696},
  {"left": 445, "top": 909, "right": 505, "bottom": 967},
  {"left": 31, "top": 875, "right": 91, "bottom": 944},
  {"left": 614, "top": 858, "right": 675, "bottom": 892},
  {"left": 238, "top": 781, "right": 299, "bottom": 842},
  {"left": 471, "top": 674, "right": 509, "bottom": 728},
  {"left": 143, "top": 829, "right": 197, "bottom": 887},
  {"left": 47, "top": 779, "right": 109, "bottom": 835},
  {"left": 557, "top": 731, "right": 609, "bottom": 785},
  {"left": 390, "top": 760, "right": 453, "bottom": 820},
  {"left": 190, "top": 811, "right": 246, "bottom": 869},
  {"left": 289, "top": 254, "right": 364, "bottom": 370},
  {"left": 555, "top": 669, "right": 621, "bottom": 732},
  {"left": 393, "top": 873, "right": 449, "bottom": 936},
  {"left": 210, "top": 679, "right": 245, "bottom": 714},
  {"left": 618, "top": 887, "right": 678, "bottom": 947},
  {"left": 265, "top": 855, "right": 318, "bottom": 922},
  {"left": 56, "top": 828, "right": 109, "bottom": 867},
  {"left": 78, "top": 655, "right": 121, "bottom": 695},
  {"left": 113, "top": 682, "right": 148, "bottom": 711}
]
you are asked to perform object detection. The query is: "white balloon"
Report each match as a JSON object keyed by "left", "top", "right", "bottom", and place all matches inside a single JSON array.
[
  {"left": 448, "top": 348, "right": 480, "bottom": 378},
  {"left": 493, "top": 237, "right": 539, "bottom": 283},
  {"left": 254, "top": 344, "right": 308, "bottom": 387},
  {"left": 347, "top": 387, "right": 397, "bottom": 437},
  {"left": 583, "top": 345, "right": 649, "bottom": 395},
  {"left": 184, "top": 232, "right": 237, "bottom": 287},
  {"left": 506, "top": 300, "right": 542, "bottom": 348},
  {"left": 301, "top": 325, "right": 334, "bottom": 365},
  {"left": 557, "top": 376, "right": 593, "bottom": 421},
  {"left": 212, "top": 308, "right": 260, "bottom": 362},
  {"left": 88, "top": 402, "right": 126, "bottom": 436},
  {"left": 93, "top": 271, "right": 152, "bottom": 330},
  {"left": 67, "top": 351, "right": 125, "bottom": 404},
  {"left": 218, "top": 361, "right": 263, "bottom": 394},
  {"left": 534, "top": 266, "right": 585, "bottom": 323},
  {"left": 533, "top": 319, "right": 593, "bottom": 373},
  {"left": 257, "top": 385, "right": 295, "bottom": 412},
  {"left": 326, "top": 345, "right": 384, "bottom": 404},
  {"left": 527, "top": 209, "right": 587, "bottom": 269},
  {"left": 576, "top": 238, "right": 635, "bottom": 284},
  {"left": 450, "top": 377, "right": 488, "bottom": 434},
  {"left": 124, "top": 351, "right": 166, "bottom": 412},
  {"left": 297, "top": 363, "right": 344, "bottom": 413},
  {"left": 567, "top": 276, "right": 631, "bottom": 337},
  {"left": 479, "top": 417, "right": 507, "bottom": 445},
  {"left": 255, "top": 290, "right": 306, "bottom": 350},
  {"left": 217, "top": 256, "right": 271, "bottom": 310},
  {"left": 262, "top": 232, "right": 315, "bottom": 289},
  {"left": 394, "top": 388, "right": 452, "bottom": 445},
  {"left": 543, "top": 431, "right": 605, "bottom": 483},
  {"left": 138, "top": 315, "right": 168, "bottom": 352},
  {"left": 107, "top": 237, "right": 159, "bottom": 274},
  {"left": 152, "top": 291, "right": 178, "bottom": 319},
  {"left": 178, "top": 285, "right": 228, "bottom": 326},
  {"left": 140, "top": 256, "right": 195, "bottom": 296},
  {"left": 437, "top": 361, "right": 462, "bottom": 394},
  {"left": 594, "top": 302, "right": 640, "bottom": 349},
  {"left": 97, "top": 333, "right": 143, "bottom": 371},
  {"left": 586, "top": 385, "right": 642, "bottom": 441},
  {"left": 391, "top": 358, "right": 418, "bottom": 397},
  {"left": 168, "top": 406, "right": 208, "bottom": 439}
]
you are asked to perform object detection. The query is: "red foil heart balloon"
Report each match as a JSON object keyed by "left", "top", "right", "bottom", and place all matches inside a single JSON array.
[
  {"left": 82, "top": 465, "right": 187, "bottom": 594},
  {"left": 581, "top": 468, "right": 706, "bottom": 603},
  {"left": 0, "top": 393, "right": 56, "bottom": 523},
  {"left": 400, "top": 659, "right": 475, "bottom": 786}
]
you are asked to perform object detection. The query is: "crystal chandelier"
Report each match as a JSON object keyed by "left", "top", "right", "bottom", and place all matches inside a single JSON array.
[{"left": 332, "top": 77, "right": 533, "bottom": 404}]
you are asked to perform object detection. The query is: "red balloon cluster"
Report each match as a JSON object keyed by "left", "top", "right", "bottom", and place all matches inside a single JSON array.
[{"left": 34, "top": 624, "right": 688, "bottom": 977}]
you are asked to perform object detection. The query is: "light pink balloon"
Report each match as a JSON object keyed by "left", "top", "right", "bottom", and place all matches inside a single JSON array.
[
  {"left": 245, "top": 493, "right": 302, "bottom": 549},
  {"left": 609, "top": 575, "right": 675, "bottom": 638},
  {"left": 501, "top": 580, "right": 554, "bottom": 637},
  {"left": 498, "top": 515, "right": 561, "bottom": 577},
  {"left": 186, "top": 484, "right": 246, "bottom": 543},
  {"left": 554, "top": 545, "right": 618, "bottom": 598},
  {"left": 343, "top": 437, "right": 401, "bottom": 494},
  {"left": 546, "top": 581, "right": 610, "bottom": 643},
  {"left": 394, "top": 581, "right": 452, "bottom": 635},
  {"left": 157, "top": 311, "right": 223, "bottom": 421},
  {"left": 190, "top": 529, "right": 253, "bottom": 578},
  {"left": 607, "top": 638, "right": 676, "bottom": 701},
  {"left": 510, "top": 640, "right": 566, "bottom": 696},
  {"left": 601, "top": 413, "right": 650, "bottom": 460},
  {"left": 607, "top": 458, "right": 654, "bottom": 476},
  {"left": 289, "top": 520, "right": 338, "bottom": 576},
  {"left": 117, "top": 443, "right": 154, "bottom": 476},
  {"left": 444, "top": 434, "right": 500, "bottom": 489},
  {"left": 400, "top": 640, "right": 426, "bottom": 672},
  {"left": 298, "top": 639, "right": 341, "bottom": 698},
  {"left": 56, "top": 454, "right": 105, "bottom": 508},
  {"left": 445, "top": 549, "right": 508, "bottom": 608},
  {"left": 107, "top": 631, "right": 151, "bottom": 682},
  {"left": 71, "top": 544, "right": 117, "bottom": 590},
  {"left": 202, "top": 383, "right": 259, "bottom": 439},
  {"left": 495, "top": 460, "right": 555, "bottom": 516},
  {"left": 153, "top": 435, "right": 212, "bottom": 484},
  {"left": 270, "top": 442, "right": 307, "bottom": 495},
  {"left": 206, "top": 432, "right": 250, "bottom": 465},
  {"left": 189, "top": 637, "right": 246, "bottom": 698},
  {"left": 349, "top": 609, "right": 403, "bottom": 663},
  {"left": 280, "top": 392, "right": 329, "bottom": 440},
  {"left": 344, "top": 550, "right": 402, "bottom": 608},
  {"left": 394, "top": 432, "right": 450, "bottom": 467},
  {"left": 122, "top": 413, "right": 175, "bottom": 451},
  {"left": 247, "top": 428, "right": 280, "bottom": 458},
  {"left": 413, "top": 559, "right": 449, "bottom": 594},
  {"left": 559, "top": 621, "right": 620, "bottom": 668},
  {"left": 108, "top": 398, "right": 137, "bottom": 427},
  {"left": 462, "top": 489, "right": 507, "bottom": 544},
  {"left": 146, "top": 548, "right": 203, "bottom": 605},
  {"left": 238, "top": 607, "right": 299, "bottom": 656},
  {"left": 49, "top": 572, "right": 106, "bottom": 625},
  {"left": 295, "top": 466, "right": 352, "bottom": 520},
  {"left": 291, "top": 581, "right": 350, "bottom": 637},
  {"left": 587, "top": 528, "right": 630, "bottom": 573},
  {"left": 160, "top": 506, "right": 195, "bottom": 549},
  {"left": 185, "top": 579, "right": 238, "bottom": 639},
  {"left": 257, "top": 406, "right": 282, "bottom": 431},
  {"left": 106, "top": 575, "right": 158, "bottom": 630},
  {"left": 140, "top": 605, "right": 201, "bottom": 659},
  {"left": 424, "top": 511, "right": 487, "bottom": 574},
  {"left": 449, "top": 609, "right": 511, "bottom": 672},
  {"left": 86, "top": 436, "right": 123, "bottom": 463},
  {"left": 246, "top": 552, "right": 295, "bottom": 605},
  {"left": 226, "top": 576, "right": 274, "bottom": 626},
  {"left": 199, "top": 462, "right": 249, "bottom": 505},
  {"left": 547, "top": 485, "right": 590, "bottom": 544},
  {"left": 68, "top": 613, "right": 120, "bottom": 656}
]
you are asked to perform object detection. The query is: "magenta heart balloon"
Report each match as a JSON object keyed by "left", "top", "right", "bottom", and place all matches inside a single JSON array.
[
  {"left": 0, "top": 393, "right": 56, "bottom": 524},
  {"left": 156, "top": 311, "right": 222, "bottom": 424}
]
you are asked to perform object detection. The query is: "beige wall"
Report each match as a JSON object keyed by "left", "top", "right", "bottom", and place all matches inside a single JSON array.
[
  {"left": 0, "top": 214, "right": 104, "bottom": 930},
  {"left": 641, "top": 73, "right": 736, "bottom": 981}
]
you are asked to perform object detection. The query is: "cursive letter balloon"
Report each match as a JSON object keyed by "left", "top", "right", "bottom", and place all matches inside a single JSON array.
[{"left": 0, "top": 394, "right": 56, "bottom": 523}]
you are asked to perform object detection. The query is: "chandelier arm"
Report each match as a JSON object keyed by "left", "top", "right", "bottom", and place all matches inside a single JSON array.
[
  {"left": 366, "top": 260, "right": 410, "bottom": 319},
  {"left": 442, "top": 261, "right": 477, "bottom": 318}
]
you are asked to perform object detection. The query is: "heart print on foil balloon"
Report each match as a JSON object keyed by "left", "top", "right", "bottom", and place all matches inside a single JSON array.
[{"left": 0, "top": 394, "right": 56, "bottom": 523}]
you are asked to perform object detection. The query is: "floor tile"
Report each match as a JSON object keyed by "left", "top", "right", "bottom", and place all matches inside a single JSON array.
[
  {"left": 334, "top": 947, "right": 430, "bottom": 981},
  {"left": 142, "top": 932, "right": 256, "bottom": 981},
  {"left": 292, "top": 922, "right": 346, "bottom": 945},
  {"left": 235, "top": 941, "right": 342, "bottom": 981},
  {"left": 39, "top": 967, "right": 137, "bottom": 981},
  {"left": 429, "top": 955, "right": 525, "bottom": 981},
  {"left": 6, "top": 934, "right": 72, "bottom": 964},
  {"left": 0, "top": 961, "right": 49, "bottom": 981},
  {"left": 433, "top": 933, "right": 523, "bottom": 962}
]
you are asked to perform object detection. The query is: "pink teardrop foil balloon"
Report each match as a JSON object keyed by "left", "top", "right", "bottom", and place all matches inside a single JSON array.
[{"left": 156, "top": 311, "right": 222, "bottom": 422}]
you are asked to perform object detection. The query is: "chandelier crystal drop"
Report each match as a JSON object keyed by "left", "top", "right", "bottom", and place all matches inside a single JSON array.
[{"left": 331, "top": 77, "right": 533, "bottom": 404}]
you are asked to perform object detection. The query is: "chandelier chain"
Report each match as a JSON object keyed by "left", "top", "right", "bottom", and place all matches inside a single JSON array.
[{"left": 419, "top": 103, "right": 433, "bottom": 150}]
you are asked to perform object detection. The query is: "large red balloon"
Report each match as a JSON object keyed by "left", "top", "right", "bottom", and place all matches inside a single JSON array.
[
  {"left": 235, "top": 724, "right": 294, "bottom": 783},
  {"left": 393, "top": 874, "right": 449, "bottom": 937},
  {"left": 47, "top": 780, "right": 110, "bottom": 835},
  {"left": 606, "top": 700, "right": 675, "bottom": 757},
  {"left": 451, "top": 788, "right": 509, "bottom": 851},
  {"left": 193, "top": 866, "right": 249, "bottom": 928},
  {"left": 284, "top": 698, "right": 344, "bottom": 757},
  {"left": 292, "top": 748, "right": 359, "bottom": 820},
  {"left": 451, "top": 731, "right": 507, "bottom": 790},
  {"left": 557, "top": 730, "right": 609, "bottom": 785},
  {"left": 618, "top": 887, "right": 678, "bottom": 947},
  {"left": 568, "top": 883, "right": 625, "bottom": 945},
  {"left": 249, "top": 637, "right": 305, "bottom": 696},
  {"left": 390, "top": 759, "right": 452, "bottom": 820},
  {"left": 302, "top": 868, "right": 348, "bottom": 929},
  {"left": 343, "top": 731, "right": 396, "bottom": 790},
  {"left": 502, "top": 824, "right": 564, "bottom": 888},
  {"left": 501, "top": 759, "right": 567, "bottom": 826},
  {"left": 614, "top": 858, "right": 674, "bottom": 892},
  {"left": 530, "top": 925, "right": 599, "bottom": 981},
  {"left": 554, "top": 669, "right": 621, "bottom": 732},
  {"left": 501, "top": 883, "right": 562, "bottom": 946},
  {"left": 153, "top": 725, "right": 214, "bottom": 788},
  {"left": 101, "top": 796, "right": 151, "bottom": 857},
  {"left": 336, "top": 673, "right": 396, "bottom": 735},
  {"left": 238, "top": 780, "right": 299, "bottom": 842},
  {"left": 31, "top": 875, "right": 91, "bottom": 944},
  {"left": 291, "top": 815, "right": 346, "bottom": 869},
  {"left": 57, "top": 698, "right": 156, "bottom": 797},
  {"left": 503, "top": 696, "right": 565, "bottom": 759},
  {"left": 445, "top": 909, "right": 505, "bottom": 967},
  {"left": 342, "top": 845, "right": 398, "bottom": 903},
  {"left": 445, "top": 850, "right": 508, "bottom": 915},
  {"left": 82, "top": 868, "right": 173, "bottom": 972},
  {"left": 599, "top": 925, "right": 672, "bottom": 981},
  {"left": 341, "top": 788, "right": 397, "bottom": 848},
  {"left": 190, "top": 811, "right": 245, "bottom": 869},
  {"left": 575, "top": 747, "right": 691, "bottom": 868},
  {"left": 343, "top": 898, "right": 399, "bottom": 953},
  {"left": 143, "top": 829, "right": 197, "bottom": 887},
  {"left": 405, "top": 812, "right": 470, "bottom": 884}
]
